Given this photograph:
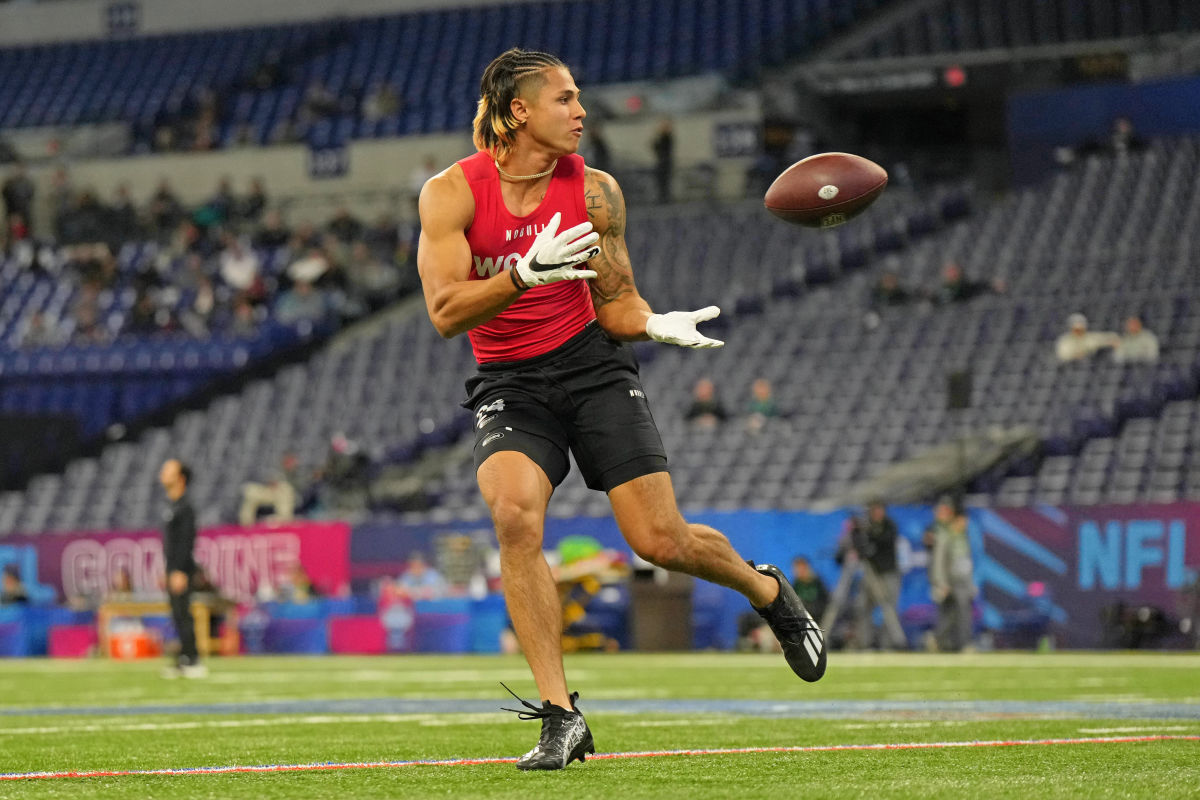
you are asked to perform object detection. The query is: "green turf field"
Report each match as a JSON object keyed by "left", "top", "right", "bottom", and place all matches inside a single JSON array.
[{"left": 2, "top": 652, "right": 1198, "bottom": 799}]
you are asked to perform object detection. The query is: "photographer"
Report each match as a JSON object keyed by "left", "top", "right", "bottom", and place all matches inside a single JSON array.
[{"left": 842, "top": 500, "right": 904, "bottom": 650}]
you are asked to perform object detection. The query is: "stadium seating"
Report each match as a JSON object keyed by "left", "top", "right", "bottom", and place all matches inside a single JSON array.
[
  {"left": 0, "top": 181, "right": 962, "bottom": 535},
  {"left": 0, "top": 239, "right": 339, "bottom": 440},
  {"left": 0, "top": 0, "right": 895, "bottom": 148},
  {"left": 835, "top": 0, "right": 1200, "bottom": 61},
  {"left": 2, "top": 129, "right": 1197, "bottom": 534}
]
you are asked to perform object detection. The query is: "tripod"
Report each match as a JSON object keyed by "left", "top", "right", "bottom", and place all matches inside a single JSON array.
[{"left": 820, "top": 554, "right": 907, "bottom": 649}]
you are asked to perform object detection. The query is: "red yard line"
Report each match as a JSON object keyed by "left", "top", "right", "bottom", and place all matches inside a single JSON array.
[{"left": 2, "top": 735, "right": 1197, "bottom": 781}]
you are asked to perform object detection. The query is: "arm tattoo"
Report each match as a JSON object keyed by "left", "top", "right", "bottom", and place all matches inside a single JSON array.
[
  {"left": 585, "top": 171, "right": 636, "bottom": 309},
  {"left": 585, "top": 185, "right": 603, "bottom": 221}
]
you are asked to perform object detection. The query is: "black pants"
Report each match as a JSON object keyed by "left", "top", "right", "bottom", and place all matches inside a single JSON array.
[{"left": 169, "top": 588, "right": 198, "bottom": 664}]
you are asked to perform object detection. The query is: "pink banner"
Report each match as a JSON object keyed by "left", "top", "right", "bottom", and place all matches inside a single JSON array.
[{"left": 3, "top": 521, "right": 350, "bottom": 604}]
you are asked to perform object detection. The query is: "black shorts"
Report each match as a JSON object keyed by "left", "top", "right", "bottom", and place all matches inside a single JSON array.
[{"left": 463, "top": 321, "right": 669, "bottom": 492}]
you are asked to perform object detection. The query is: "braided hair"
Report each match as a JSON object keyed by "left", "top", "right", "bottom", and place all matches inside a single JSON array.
[{"left": 473, "top": 48, "right": 567, "bottom": 158}]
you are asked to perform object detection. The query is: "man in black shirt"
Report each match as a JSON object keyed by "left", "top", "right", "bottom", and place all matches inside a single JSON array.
[
  {"left": 159, "top": 459, "right": 206, "bottom": 678},
  {"left": 849, "top": 500, "right": 905, "bottom": 650}
]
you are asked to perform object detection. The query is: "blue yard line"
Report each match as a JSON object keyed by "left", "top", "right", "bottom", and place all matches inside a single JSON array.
[{"left": 2, "top": 698, "right": 1198, "bottom": 720}]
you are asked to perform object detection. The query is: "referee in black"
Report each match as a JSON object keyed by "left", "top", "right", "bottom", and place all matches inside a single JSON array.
[{"left": 159, "top": 458, "right": 206, "bottom": 678}]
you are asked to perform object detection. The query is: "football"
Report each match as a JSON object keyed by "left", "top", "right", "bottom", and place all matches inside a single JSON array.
[{"left": 764, "top": 152, "right": 888, "bottom": 229}]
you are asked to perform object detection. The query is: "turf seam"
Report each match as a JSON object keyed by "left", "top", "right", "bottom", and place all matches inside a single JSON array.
[{"left": 2, "top": 735, "right": 1197, "bottom": 781}]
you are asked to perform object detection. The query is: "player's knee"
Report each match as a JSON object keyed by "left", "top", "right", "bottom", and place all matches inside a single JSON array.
[
  {"left": 630, "top": 520, "right": 687, "bottom": 569},
  {"left": 490, "top": 497, "right": 542, "bottom": 550}
]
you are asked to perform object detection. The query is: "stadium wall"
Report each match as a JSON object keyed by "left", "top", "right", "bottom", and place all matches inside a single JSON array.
[
  {"left": 1007, "top": 73, "right": 1200, "bottom": 183},
  {"left": 1, "top": 503, "right": 1195, "bottom": 651},
  {"left": 0, "top": 0, "right": 538, "bottom": 46}
]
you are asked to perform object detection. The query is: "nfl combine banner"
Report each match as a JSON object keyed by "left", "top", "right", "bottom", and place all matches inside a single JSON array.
[
  {"left": 981, "top": 504, "right": 1198, "bottom": 647},
  {"left": 0, "top": 521, "right": 351, "bottom": 604}
]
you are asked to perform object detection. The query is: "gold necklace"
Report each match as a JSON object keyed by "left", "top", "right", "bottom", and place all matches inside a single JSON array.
[{"left": 495, "top": 159, "right": 558, "bottom": 181}]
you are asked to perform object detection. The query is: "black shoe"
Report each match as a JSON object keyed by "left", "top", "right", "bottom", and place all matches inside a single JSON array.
[
  {"left": 750, "top": 562, "right": 827, "bottom": 682},
  {"left": 502, "top": 684, "right": 595, "bottom": 770}
]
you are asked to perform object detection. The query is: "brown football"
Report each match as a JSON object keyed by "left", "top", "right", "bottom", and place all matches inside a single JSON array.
[{"left": 764, "top": 152, "right": 888, "bottom": 229}]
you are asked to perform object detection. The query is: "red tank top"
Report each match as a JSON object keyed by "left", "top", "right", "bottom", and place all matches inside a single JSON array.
[{"left": 458, "top": 150, "right": 596, "bottom": 363}]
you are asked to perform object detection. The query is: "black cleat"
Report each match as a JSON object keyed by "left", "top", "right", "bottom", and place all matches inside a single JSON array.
[
  {"left": 502, "top": 684, "right": 595, "bottom": 770},
  {"left": 751, "top": 562, "right": 827, "bottom": 682}
]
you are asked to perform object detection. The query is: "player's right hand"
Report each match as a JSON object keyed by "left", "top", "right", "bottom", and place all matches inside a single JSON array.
[{"left": 513, "top": 211, "right": 600, "bottom": 289}]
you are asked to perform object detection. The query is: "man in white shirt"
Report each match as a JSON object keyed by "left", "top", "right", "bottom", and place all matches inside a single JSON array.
[
  {"left": 1114, "top": 316, "right": 1160, "bottom": 363},
  {"left": 1056, "top": 313, "right": 1118, "bottom": 362}
]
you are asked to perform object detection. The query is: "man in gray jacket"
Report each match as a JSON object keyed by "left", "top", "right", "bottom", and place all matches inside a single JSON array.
[{"left": 930, "top": 506, "right": 977, "bottom": 652}]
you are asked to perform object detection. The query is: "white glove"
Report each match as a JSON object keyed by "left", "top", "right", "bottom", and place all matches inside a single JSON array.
[
  {"left": 645, "top": 305, "right": 724, "bottom": 348},
  {"left": 512, "top": 211, "right": 600, "bottom": 289}
]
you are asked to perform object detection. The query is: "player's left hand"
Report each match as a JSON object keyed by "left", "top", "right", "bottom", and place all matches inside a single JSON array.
[{"left": 646, "top": 306, "right": 724, "bottom": 348}]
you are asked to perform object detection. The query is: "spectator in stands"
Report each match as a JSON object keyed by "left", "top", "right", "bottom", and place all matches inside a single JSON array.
[
  {"left": 844, "top": 500, "right": 904, "bottom": 650},
  {"left": 746, "top": 377, "right": 779, "bottom": 432},
  {"left": 791, "top": 556, "right": 829, "bottom": 624},
  {"left": 67, "top": 244, "right": 117, "bottom": 288},
  {"left": 275, "top": 277, "right": 331, "bottom": 326},
  {"left": 218, "top": 234, "right": 265, "bottom": 303},
  {"left": 199, "top": 177, "right": 235, "bottom": 227},
  {"left": 110, "top": 183, "right": 140, "bottom": 242},
  {"left": 21, "top": 311, "right": 59, "bottom": 348},
  {"left": 239, "top": 453, "right": 302, "bottom": 526},
  {"left": 71, "top": 281, "right": 108, "bottom": 344},
  {"left": 277, "top": 561, "right": 319, "bottom": 603},
  {"left": 870, "top": 271, "right": 914, "bottom": 308},
  {"left": 365, "top": 212, "right": 401, "bottom": 258},
  {"left": 230, "top": 297, "right": 259, "bottom": 337},
  {"left": 179, "top": 275, "right": 216, "bottom": 337},
  {"left": 396, "top": 552, "right": 448, "bottom": 600},
  {"left": 930, "top": 506, "right": 977, "bottom": 652},
  {"left": 2, "top": 162, "right": 35, "bottom": 227},
  {"left": 362, "top": 81, "right": 402, "bottom": 122},
  {"left": 149, "top": 179, "right": 185, "bottom": 238},
  {"left": 652, "top": 118, "right": 675, "bottom": 204},
  {"left": 0, "top": 566, "right": 28, "bottom": 604},
  {"left": 153, "top": 123, "right": 178, "bottom": 153},
  {"left": 290, "top": 220, "right": 323, "bottom": 251},
  {"left": 253, "top": 209, "right": 291, "bottom": 250},
  {"left": 1108, "top": 116, "right": 1146, "bottom": 156},
  {"left": 685, "top": 377, "right": 728, "bottom": 428},
  {"left": 317, "top": 432, "right": 371, "bottom": 512},
  {"left": 1055, "top": 313, "right": 1118, "bottom": 362},
  {"left": 1114, "top": 315, "right": 1160, "bottom": 364},
  {"left": 48, "top": 167, "right": 76, "bottom": 235},
  {"left": 237, "top": 178, "right": 268, "bottom": 227},
  {"left": 344, "top": 241, "right": 401, "bottom": 309},
  {"left": 170, "top": 220, "right": 218, "bottom": 261},
  {"left": 0, "top": 565, "right": 29, "bottom": 605},
  {"left": 58, "top": 190, "right": 109, "bottom": 246},
  {"left": 124, "top": 291, "right": 166, "bottom": 335},
  {"left": 328, "top": 207, "right": 364, "bottom": 244},
  {"left": 252, "top": 49, "right": 284, "bottom": 90},
  {"left": 303, "top": 79, "right": 340, "bottom": 120},
  {"left": 6, "top": 212, "right": 28, "bottom": 242},
  {"left": 174, "top": 252, "right": 207, "bottom": 292},
  {"left": 933, "top": 261, "right": 1004, "bottom": 304}
]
